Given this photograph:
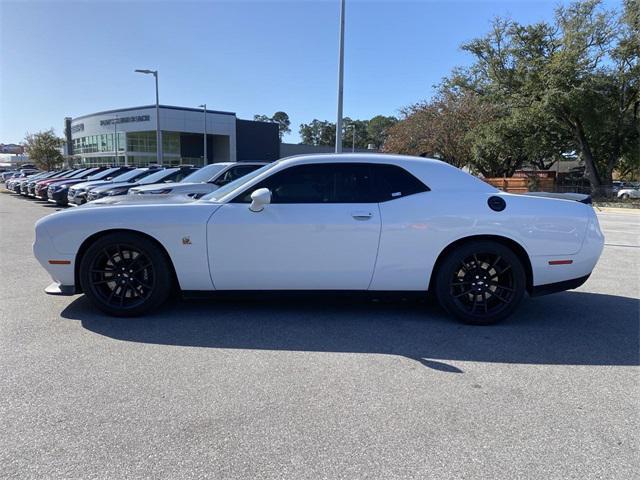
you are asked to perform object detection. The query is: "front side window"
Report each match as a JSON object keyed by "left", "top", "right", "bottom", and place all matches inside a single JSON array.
[{"left": 232, "top": 163, "right": 374, "bottom": 204}]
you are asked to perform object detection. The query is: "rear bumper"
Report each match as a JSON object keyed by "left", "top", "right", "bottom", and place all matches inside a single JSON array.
[
  {"left": 529, "top": 274, "right": 590, "bottom": 297},
  {"left": 529, "top": 214, "right": 604, "bottom": 287}
]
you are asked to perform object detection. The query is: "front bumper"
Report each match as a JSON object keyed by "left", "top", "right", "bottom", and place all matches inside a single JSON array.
[
  {"left": 45, "top": 282, "right": 77, "bottom": 295},
  {"left": 34, "top": 187, "right": 49, "bottom": 200},
  {"left": 33, "top": 221, "right": 76, "bottom": 291},
  {"left": 68, "top": 191, "right": 87, "bottom": 206},
  {"left": 48, "top": 189, "right": 69, "bottom": 205}
]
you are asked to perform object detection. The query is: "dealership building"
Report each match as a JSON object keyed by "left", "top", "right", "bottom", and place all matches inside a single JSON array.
[{"left": 66, "top": 105, "right": 280, "bottom": 167}]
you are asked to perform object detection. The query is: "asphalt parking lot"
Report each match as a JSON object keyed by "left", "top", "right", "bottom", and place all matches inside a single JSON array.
[{"left": 1, "top": 192, "right": 638, "bottom": 480}]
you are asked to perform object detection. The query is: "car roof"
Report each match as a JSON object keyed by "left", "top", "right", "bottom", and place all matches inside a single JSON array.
[{"left": 273, "top": 153, "right": 494, "bottom": 193}]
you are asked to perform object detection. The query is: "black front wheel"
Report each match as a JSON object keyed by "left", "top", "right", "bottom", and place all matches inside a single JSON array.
[
  {"left": 79, "top": 232, "right": 173, "bottom": 316},
  {"left": 435, "top": 240, "right": 526, "bottom": 325}
]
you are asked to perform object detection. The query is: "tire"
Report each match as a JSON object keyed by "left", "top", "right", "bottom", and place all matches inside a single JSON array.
[
  {"left": 435, "top": 240, "right": 526, "bottom": 325},
  {"left": 620, "top": 193, "right": 630, "bottom": 200},
  {"left": 79, "top": 232, "right": 173, "bottom": 317}
]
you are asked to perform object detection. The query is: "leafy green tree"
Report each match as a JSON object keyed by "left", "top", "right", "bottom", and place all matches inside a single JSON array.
[
  {"left": 299, "top": 119, "right": 336, "bottom": 146},
  {"left": 253, "top": 111, "right": 292, "bottom": 141},
  {"left": 23, "top": 129, "right": 64, "bottom": 170},
  {"left": 384, "top": 90, "right": 496, "bottom": 169},
  {"left": 342, "top": 117, "right": 371, "bottom": 150},
  {"left": 299, "top": 115, "right": 397, "bottom": 149},
  {"left": 449, "top": 0, "right": 639, "bottom": 191},
  {"left": 367, "top": 115, "right": 398, "bottom": 149}
]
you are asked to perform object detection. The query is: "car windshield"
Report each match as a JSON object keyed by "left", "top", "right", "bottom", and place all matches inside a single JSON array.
[
  {"left": 69, "top": 169, "right": 91, "bottom": 178},
  {"left": 180, "top": 164, "right": 225, "bottom": 183},
  {"left": 108, "top": 168, "right": 146, "bottom": 182},
  {"left": 86, "top": 167, "right": 120, "bottom": 181},
  {"left": 202, "top": 162, "right": 278, "bottom": 202},
  {"left": 138, "top": 168, "right": 178, "bottom": 185}
]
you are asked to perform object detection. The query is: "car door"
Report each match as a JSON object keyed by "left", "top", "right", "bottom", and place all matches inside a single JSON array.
[{"left": 207, "top": 163, "right": 381, "bottom": 290}]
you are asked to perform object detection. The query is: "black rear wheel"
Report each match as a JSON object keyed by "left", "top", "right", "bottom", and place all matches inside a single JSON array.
[
  {"left": 79, "top": 232, "right": 173, "bottom": 316},
  {"left": 435, "top": 240, "right": 526, "bottom": 325}
]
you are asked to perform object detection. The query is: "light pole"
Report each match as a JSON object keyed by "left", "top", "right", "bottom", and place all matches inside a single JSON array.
[
  {"left": 135, "top": 69, "right": 162, "bottom": 165},
  {"left": 348, "top": 124, "right": 356, "bottom": 152},
  {"left": 113, "top": 114, "right": 120, "bottom": 165},
  {"left": 335, "top": 0, "right": 346, "bottom": 153},
  {"left": 199, "top": 104, "right": 207, "bottom": 164}
]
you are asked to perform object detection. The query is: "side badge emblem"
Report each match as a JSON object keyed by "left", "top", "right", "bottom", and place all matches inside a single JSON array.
[{"left": 182, "top": 236, "right": 192, "bottom": 245}]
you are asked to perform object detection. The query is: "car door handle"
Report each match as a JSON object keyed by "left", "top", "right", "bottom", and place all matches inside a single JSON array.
[{"left": 351, "top": 211, "right": 373, "bottom": 220}]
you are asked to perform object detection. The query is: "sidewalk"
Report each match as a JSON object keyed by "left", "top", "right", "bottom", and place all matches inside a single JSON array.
[{"left": 594, "top": 206, "right": 640, "bottom": 214}]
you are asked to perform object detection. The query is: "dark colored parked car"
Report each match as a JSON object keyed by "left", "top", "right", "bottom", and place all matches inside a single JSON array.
[
  {"left": 86, "top": 166, "right": 197, "bottom": 201},
  {"left": 67, "top": 167, "right": 160, "bottom": 206},
  {"left": 47, "top": 166, "right": 131, "bottom": 206},
  {"left": 34, "top": 168, "right": 96, "bottom": 201},
  {"left": 26, "top": 170, "right": 74, "bottom": 196}
]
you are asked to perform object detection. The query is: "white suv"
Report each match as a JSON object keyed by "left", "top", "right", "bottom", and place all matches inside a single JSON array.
[{"left": 128, "top": 162, "right": 266, "bottom": 199}]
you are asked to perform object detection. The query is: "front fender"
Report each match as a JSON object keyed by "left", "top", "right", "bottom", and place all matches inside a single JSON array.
[{"left": 35, "top": 203, "right": 221, "bottom": 290}]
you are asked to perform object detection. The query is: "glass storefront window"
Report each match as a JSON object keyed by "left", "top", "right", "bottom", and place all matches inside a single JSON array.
[{"left": 73, "top": 130, "right": 180, "bottom": 160}]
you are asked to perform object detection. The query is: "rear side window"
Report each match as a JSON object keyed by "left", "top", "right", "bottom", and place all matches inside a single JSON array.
[{"left": 371, "top": 164, "right": 429, "bottom": 202}]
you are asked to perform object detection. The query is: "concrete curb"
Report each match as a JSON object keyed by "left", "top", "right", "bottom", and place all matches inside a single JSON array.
[{"left": 594, "top": 206, "right": 640, "bottom": 214}]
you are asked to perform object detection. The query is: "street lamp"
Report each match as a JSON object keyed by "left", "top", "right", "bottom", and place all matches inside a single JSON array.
[
  {"left": 113, "top": 114, "right": 122, "bottom": 166},
  {"left": 347, "top": 124, "right": 356, "bottom": 152},
  {"left": 335, "top": 0, "right": 346, "bottom": 153},
  {"left": 135, "top": 69, "right": 162, "bottom": 165},
  {"left": 199, "top": 104, "right": 207, "bottom": 164}
]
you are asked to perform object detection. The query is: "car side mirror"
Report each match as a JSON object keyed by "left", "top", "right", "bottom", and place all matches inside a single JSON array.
[{"left": 249, "top": 188, "right": 271, "bottom": 212}]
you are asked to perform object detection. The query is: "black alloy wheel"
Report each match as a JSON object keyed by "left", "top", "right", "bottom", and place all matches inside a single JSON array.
[
  {"left": 79, "top": 232, "right": 173, "bottom": 316},
  {"left": 435, "top": 240, "right": 526, "bottom": 325}
]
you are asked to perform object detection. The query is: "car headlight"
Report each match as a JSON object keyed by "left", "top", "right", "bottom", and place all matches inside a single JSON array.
[
  {"left": 106, "top": 186, "right": 130, "bottom": 196},
  {"left": 145, "top": 188, "right": 172, "bottom": 195}
]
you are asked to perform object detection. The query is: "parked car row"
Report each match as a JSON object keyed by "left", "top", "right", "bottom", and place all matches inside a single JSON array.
[{"left": 3, "top": 162, "right": 267, "bottom": 207}]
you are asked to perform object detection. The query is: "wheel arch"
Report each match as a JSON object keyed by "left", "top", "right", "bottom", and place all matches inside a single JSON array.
[
  {"left": 74, "top": 228, "right": 180, "bottom": 293},
  {"left": 428, "top": 234, "right": 534, "bottom": 294}
]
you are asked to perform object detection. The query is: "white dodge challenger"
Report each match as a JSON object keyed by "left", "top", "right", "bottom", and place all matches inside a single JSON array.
[{"left": 34, "top": 154, "right": 604, "bottom": 324}]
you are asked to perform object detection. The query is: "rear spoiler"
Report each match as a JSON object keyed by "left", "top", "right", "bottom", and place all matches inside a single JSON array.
[{"left": 523, "top": 192, "right": 592, "bottom": 204}]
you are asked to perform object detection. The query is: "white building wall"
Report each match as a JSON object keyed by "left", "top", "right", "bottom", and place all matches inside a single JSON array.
[{"left": 70, "top": 106, "right": 237, "bottom": 163}]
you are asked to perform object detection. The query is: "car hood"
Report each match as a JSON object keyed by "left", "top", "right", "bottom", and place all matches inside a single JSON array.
[
  {"left": 130, "top": 181, "right": 185, "bottom": 192},
  {"left": 84, "top": 193, "right": 198, "bottom": 207},
  {"left": 71, "top": 179, "right": 115, "bottom": 191},
  {"left": 89, "top": 181, "right": 139, "bottom": 193},
  {"left": 47, "top": 179, "right": 88, "bottom": 188},
  {"left": 37, "top": 177, "right": 78, "bottom": 186}
]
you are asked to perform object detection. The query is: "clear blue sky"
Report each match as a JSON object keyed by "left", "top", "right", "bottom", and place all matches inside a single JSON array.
[{"left": 0, "top": 0, "right": 621, "bottom": 144}]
